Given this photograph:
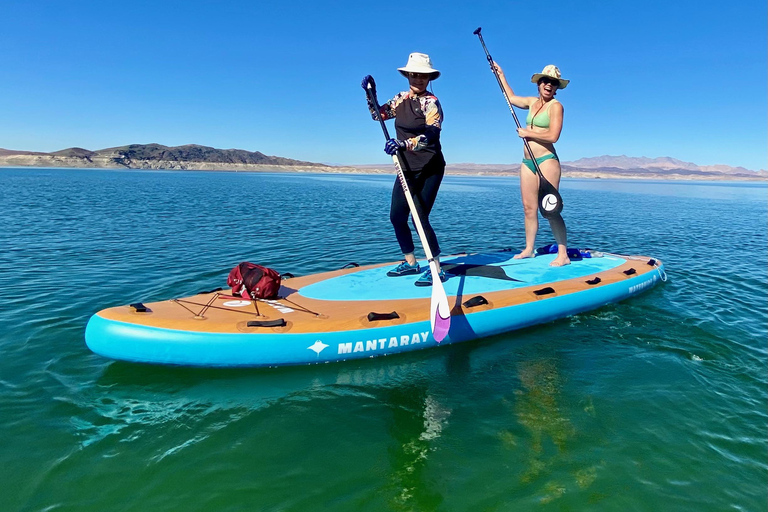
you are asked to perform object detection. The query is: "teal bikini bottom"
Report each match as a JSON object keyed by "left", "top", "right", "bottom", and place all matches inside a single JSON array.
[{"left": 523, "top": 153, "right": 559, "bottom": 174}]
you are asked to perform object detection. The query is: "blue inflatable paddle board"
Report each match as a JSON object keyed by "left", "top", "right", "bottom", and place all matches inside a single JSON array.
[{"left": 85, "top": 250, "right": 666, "bottom": 367}]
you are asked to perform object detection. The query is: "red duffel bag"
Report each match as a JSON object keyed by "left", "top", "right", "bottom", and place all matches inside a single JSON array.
[{"left": 227, "top": 262, "right": 281, "bottom": 300}]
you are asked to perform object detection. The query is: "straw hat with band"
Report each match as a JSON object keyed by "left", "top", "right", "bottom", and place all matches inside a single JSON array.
[
  {"left": 398, "top": 53, "right": 441, "bottom": 80},
  {"left": 531, "top": 65, "right": 569, "bottom": 89}
]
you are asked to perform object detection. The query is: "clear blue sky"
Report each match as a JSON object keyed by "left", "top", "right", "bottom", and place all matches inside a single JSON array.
[{"left": 1, "top": 0, "right": 766, "bottom": 170}]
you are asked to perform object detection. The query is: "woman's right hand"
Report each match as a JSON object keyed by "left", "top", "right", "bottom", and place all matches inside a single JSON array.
[
  {"left": 361, "top": 75, "right": 376, "bottom": 94},
  {"left": 491, "top": 61, "right": 504, "bottom": 76}
]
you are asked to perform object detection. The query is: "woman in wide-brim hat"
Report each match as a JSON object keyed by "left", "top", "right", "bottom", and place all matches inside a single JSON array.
[
  {"left": 492, "top": 62, "right": 571, "bottom": 267},
  {"left": 361, "top": 52, "right": 448, "bottom": 286}
]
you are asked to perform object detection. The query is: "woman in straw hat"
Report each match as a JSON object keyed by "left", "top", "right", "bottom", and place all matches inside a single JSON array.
[
  {"left": 361, "top": 52, "right": 448, "bottom": 286},
  {"left": 493, "top": 62, "right": 571, "bottom": 267}
]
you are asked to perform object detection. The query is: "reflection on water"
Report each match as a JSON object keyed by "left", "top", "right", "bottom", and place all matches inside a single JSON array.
[
  {"left": 383, "top": 386, "right": 450, "bottom": 511},
  {"left": 499, "top": 356, "right": 601, "bottom": 505},
  {"left": 516, "top": 359, "right": 574, "bottom": 475}
]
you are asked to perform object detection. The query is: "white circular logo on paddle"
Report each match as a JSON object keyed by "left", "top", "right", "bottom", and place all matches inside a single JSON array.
[{"left": 541, "top": 194, "right": 558, "bottom": 211}]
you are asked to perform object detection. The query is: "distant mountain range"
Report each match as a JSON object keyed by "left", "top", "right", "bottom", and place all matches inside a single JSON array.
[
  {"left": 442, "top": 155, "right": 766, "bottom": 180},
  {"left": 564, "top": 155, "right": 765, "bottom": 176},
  {"left": 0, "top": 144, "right": 338, "bottom": 171},
  {"left": 0, "top": 145, "right": 764, "bottom": 180}
]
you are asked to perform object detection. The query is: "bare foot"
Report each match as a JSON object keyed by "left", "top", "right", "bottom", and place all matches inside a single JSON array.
[
  {"left": 513, "top": 249, "right": 536, "bottom": 259},
  {"left": 550, "top": 255, "right": 571, "bottom": 267}
]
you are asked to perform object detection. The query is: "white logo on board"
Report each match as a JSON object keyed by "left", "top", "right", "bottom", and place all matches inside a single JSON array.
[{"left": 308, "top": 340, "right": 329, "bottom": 355}]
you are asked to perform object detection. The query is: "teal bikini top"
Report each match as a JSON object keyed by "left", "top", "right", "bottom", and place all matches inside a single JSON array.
[{"left": 526, "top": 99, "right": 558, "bottom": 129}]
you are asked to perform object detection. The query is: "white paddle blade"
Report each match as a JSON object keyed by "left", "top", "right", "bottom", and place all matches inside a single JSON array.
[{"left": 428, "top": 261, "right": 451, "bottom": 343}]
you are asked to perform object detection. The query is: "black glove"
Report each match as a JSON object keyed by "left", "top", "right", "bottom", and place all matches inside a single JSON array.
[
  {"left": 361, "top": 75, "right": 376, "bottom": 94},
  {"left": 385, "top": 138, "right": 407, "bottom": 155}
]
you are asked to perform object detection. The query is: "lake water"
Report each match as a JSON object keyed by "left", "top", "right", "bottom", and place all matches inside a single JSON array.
[{"left": 0, "top": 168, "right": 765, "bottom": 511}]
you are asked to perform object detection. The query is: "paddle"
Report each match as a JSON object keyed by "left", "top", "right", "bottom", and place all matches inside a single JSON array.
[
  {"left": 473, "top": 27, "right": 563, "bottom": 218},
  {"left": 364, "top": 81, "right": 451, "bottom": 343}
]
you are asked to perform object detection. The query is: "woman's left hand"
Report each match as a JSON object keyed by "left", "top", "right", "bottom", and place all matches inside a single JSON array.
[
  {"left": 385, "top": 138, "right": 407, "bottom": 155},
  {"left": 516, "top": 127, "right": 530, "bottom": 139}
]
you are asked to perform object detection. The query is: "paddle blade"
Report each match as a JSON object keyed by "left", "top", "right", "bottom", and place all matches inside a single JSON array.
[
  {"left": 429, "top": 261, "right": 451, "bottom": 343},
  {"left": 538, "top": 175, "right": 563, "bottom": 218}
]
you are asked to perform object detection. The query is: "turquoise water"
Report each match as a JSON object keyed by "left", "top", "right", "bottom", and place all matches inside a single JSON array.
[{"left": 1, "top": 168, "right": 765, "bottom": 511}]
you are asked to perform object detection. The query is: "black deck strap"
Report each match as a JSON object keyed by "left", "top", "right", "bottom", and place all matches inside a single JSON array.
[
  {"left": 129, "top": 302, "right": 151, "bottom": 313},
  {"left": 533, "top": 286, "right": 556, "bottom": 296},
  {"left": 586, "top": 277, "right": 602, "bottom": 285},
  {"left": 647, "top": 259, "right": 657, "bottom": 266},
  {"left": 623, "top": 268, "right": 637, "bottom": 276},
  {"left": 281, "top": 272, "right": 294, "bottom": 279},
  {"left": 197, "top": 287, "right": 223, "bottom": 295},
  {"left": 341, "top": 262, "right": 359, "bottom": 269},
  {"left": 367, "top": 311, "right": 400, "bottom": 322},
  {"left": 247, "top": 319, "right": 286, "bottom": 328},
  {"left": 463, "top": 296, "right": 489, "bottom": 308}
]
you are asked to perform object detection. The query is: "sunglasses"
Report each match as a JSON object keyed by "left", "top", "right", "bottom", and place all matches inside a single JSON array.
[
  {"left": 408, "top": 72, "right": 431, "bottom": 79},
  {"left": 538, "top": 77, "right": 560, "bottom": 87}
]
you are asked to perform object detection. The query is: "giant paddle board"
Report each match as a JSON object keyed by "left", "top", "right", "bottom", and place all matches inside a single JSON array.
[{"left": 85, "top": 250, "right": 666, "bottom": 367}]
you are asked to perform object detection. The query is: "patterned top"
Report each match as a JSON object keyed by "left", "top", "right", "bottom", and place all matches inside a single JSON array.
[{"left": 368, "top": 91, "right": 443, "bottom": 151}]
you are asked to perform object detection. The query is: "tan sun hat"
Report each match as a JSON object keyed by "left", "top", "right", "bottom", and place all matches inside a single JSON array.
[
  {"left": 531, "top": 65, "right": 569, "bottom": 89},
  {"left": 398, "top": 52, "right": 440, "bottom": 80}
]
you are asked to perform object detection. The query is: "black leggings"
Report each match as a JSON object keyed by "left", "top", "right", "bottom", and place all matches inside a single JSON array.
[{"left": 390, "top": 165, "right": 444, "bottom": 257}]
